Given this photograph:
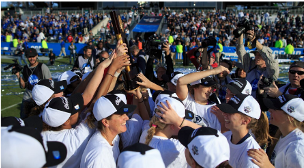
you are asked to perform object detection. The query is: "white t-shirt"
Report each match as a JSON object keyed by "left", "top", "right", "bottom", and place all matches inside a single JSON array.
[
  {"left": 224, "top": 131, "right": 260, "bottom": 168},
  {"left": 182, "top": 93, "right": 217, "bottom": 127},
  {"left": 80, "top": 130, "right": 120, "bottom": 168},
  {"left": 120, "top": 114, "right": 143, "bottom": 149},
  {"left": 271, "top": 128, "right": 304, "bottom": 168},
  {"left": 139, "top": 120, "right": 152, "bottom": 144},
  {"left": 148, "top": 136, "right": 190, "bottom": 168},
  {"left": 41, "top": 119, "right": 95, "bottom": 168}
]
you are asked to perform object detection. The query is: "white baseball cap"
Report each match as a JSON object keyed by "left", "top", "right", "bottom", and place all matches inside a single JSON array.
[
  {"left": 93, "top": 95, "right": 136, "bottom": 121},
  {"left": 263, "top": 94, "right": 304, "bottom": 122},
  {"left": 178, "top": 126, "right": 230, "bottom": 168},
  {"left": 226, "top": 78, "right": 252, "bottom": 95},
  {"left": 217, "top": 93, "right": 261, "bottom": 119},
  {"left": 32, "top": 79, "right": 67, "bottom": 106},
  {"left": 117, "top": 143, "right": 165, "bottom": 168},
  {"left": 154, "top": 97, "right": 194, "bottom": 120},
  {"left": 161, "top": 72, "right": 185, "bottom": 86},
  {"left": 1, "top": 125, "right": 67, "bottom": 168},
  {"left": 41, "top": 93, "right": 84, "bottom": 127},
  {"left": 152, "top": 90, "right": 178, "bottom": 106},
  {"left": 58, "top": 70, "right": 79, "bottom": 85}
]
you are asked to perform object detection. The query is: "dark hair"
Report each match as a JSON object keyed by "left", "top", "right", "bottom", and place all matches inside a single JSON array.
[
  {"left": 220, "top": 60, "right": 232, "bottom": 71},
  {"left": 83, "top": 46, "right": 92, "bottom": 52}
]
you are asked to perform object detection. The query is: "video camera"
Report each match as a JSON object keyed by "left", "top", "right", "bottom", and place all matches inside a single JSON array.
[
  {"left": 145, "top": 35, "right": 166, "bottom": 60},
  {"left": 4, "top": 59, "right": 23, "bottom": 74},
  {"left": 201, "top": 37, "right": 217, "bottom": 48},
  {"left": 259, "top": 76, "right": 274, "bottom": 89},
  {"left": 233, "top": 18, "right": 255, "bottom": 38}
]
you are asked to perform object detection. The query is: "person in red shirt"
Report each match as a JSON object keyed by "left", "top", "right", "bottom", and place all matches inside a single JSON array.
[
  {"left": 67, "top": 34, "right": 73, "bottom": 43},
  {"left": 210, "top": 53, "right": 218, "bottom": 68}
]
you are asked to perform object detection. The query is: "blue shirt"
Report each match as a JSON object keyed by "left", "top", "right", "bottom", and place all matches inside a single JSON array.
[
  {"left": 61, "top": 41, "right": 65, "bottom": 48},
  {"left": 170, "top": 45, "right": 176, "bottom": 53},
  {"left": 1, "top": 35, "right": 6, "bottom": 41},
  {"left": 49, "top": 29, "right": 53, "bottom": 35}
]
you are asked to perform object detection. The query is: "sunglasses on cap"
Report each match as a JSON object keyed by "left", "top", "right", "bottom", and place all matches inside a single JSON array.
[{"left": 289, "top": 70, "right": 304, "bottom": 75}]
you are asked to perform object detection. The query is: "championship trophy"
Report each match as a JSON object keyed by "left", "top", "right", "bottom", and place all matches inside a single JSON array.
[{"left": 110, "top": 11, "right": 140, "bottom": 91}]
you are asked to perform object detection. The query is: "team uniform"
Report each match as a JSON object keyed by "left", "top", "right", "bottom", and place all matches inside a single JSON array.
[
  {"left": 271, "top": 128, "right": 304, "bottom": 168},
  {"left": 224, "top": 131, "right": 260, "bottom": 168}
]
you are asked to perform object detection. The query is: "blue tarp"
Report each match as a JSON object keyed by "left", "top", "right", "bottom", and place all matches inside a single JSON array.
[
  {"left": 2, "top": 42, "right": 304, "bottom": 56},
  {"left": 1, "top": 42, "right": 116, "bottom": 56},
  {"left": 133, "top": 16, "right": 163, "bottom": 33}
]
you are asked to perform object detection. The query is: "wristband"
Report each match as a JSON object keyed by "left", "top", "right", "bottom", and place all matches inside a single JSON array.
[
  {"left": 114, "top": 71, "right": 120, "bottom": 78},
  {"left": 179, "top": 118, "right": 185, "bottom": 127},
  {"left": 107, "top": 73, "right": 114, "bottom": 77}
]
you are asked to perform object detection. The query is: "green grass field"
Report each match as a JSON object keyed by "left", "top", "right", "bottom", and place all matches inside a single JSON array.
[{"left": 1, "top": 57, "right": 72, "bottom": 118}]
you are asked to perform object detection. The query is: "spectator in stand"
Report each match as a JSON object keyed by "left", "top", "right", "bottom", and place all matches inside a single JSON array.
[
  {"left": 68, "top": 34, "right": 73, "bottom": 43},
  {"left": 59, "top": 39, "right": 66, "bottom": 57},
  {"left": 176, "top": 41, "right": 183, "bottom": 61}
]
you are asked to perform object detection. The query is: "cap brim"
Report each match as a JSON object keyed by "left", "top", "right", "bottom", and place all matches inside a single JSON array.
[
  {"left": 23, "top": 116, "right": 43, "bottom": 133},
  {"left": 216, "top": 104, "right": 238, "bottom": 114},
  {"left": 263, "top": 98, "right": 281, "bottom": 110},
  {"left": 178, "top": 126, "right": 195, "bottom": 148},
  {"left": 225, "top": 84, "right": 241, "bottom": 95},
  {"left": 200, "top": 80, "right": 216, "bottom": 87},
  {"left": 116, "top": 104, "right": 137, "bottom": 115},
  {"left": 54, "top": 80, "right": 67, "bottom": 94},
  {"left": 69, "top": 93, "right": 84, "bottom": 114},
  {"left": 44, "top": 141, "right": 67, "bottom": 167}
]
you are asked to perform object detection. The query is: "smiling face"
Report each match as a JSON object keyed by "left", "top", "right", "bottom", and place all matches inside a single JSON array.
[
  {"left": 193, "top": 85, "right": 213, "bottom": 102},
  {"left": 27, "top": 56, "right": 38, "bottom": 65},
  {"left": 107, "top": 113, "right": 129, "bottom": 134},
  {"left": 221, "top": 112, "right": 246, "bottom": 131},
  {"left": 237, "top": 68, "right": 247, "bottom": 78}
]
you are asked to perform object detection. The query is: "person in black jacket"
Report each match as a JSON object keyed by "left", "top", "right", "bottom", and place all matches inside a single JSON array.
[{"left": 145, "top": 42, "right": 173, "bottom": 90}]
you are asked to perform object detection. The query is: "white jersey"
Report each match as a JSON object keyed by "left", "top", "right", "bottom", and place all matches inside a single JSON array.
[
  {"left": 41, "top": 118, "right": 95, "bottom": 168},
  {"left": 120, "top": 114, "right": 143, "bottom": 149},
  {"left": 224, "top": 131, "right": 260, "bottom": 168},
  {"left": 271, "top": 128, "right": 304, "bottom": 168},
  {"left": 182, "top": 93, "right": 216, "bottom": 127},
  {"left": 148, "top": 135, "right": 190, "bottom": 168},
  {"left": 80, "top": 130, "right": 120, "bottom": 168}
]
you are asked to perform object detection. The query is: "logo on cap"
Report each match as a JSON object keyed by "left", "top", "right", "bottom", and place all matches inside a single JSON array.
[
  {"left": 233, "top": 80, "right": 243, "bottom": 88},
  {"left": 124, "top": 108, "right": 128, "bottom": 112},
  {"left": 192, "top": 145, "right": 199, "bottom": 155},
  {"left": 74, "top": 104, "right": 80, "bottom": 110},
  {"left": 230, "top": 97, "right": 240, "bottom": 104},
  {"left": 204, "top": 81, "right": 208, "bottom": 85},
  {"left": 287, "top": 106, "right": 295, "bottom": 113},
  {"left": 244, "top": 106, "right": 251, "bottom": 113},
  {"left": 49, "top": 80, "right": 54, "bottom": 88},
  {"left": 60, "top": 97, "right": 69, "bottom": 110},
  {"left": 245, "top": 89, "right": 250, "bottom": 95},
  {"left": 53, "top": 151, "right": 60, "bottom": 159},
  {"left": 115, "top": 97, "right": 122, "bottom": 106},
  {"left": 60, "top": 85, "right": 64, "bottom": 90}
]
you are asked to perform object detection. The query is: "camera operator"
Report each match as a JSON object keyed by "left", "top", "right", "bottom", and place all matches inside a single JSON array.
[
  {"left": 261, "top": 62, "right": 304, "bottom": 98},
  {"left": 15, "top": 48, "right": 52, "bottom": 119},
  {"left": 145, "top": 42, "right": 174, "bottom": 90},
  {"left": 130, "top": 45, "right": 147, "bottom": 74},
  {"left": 236, "top": 29, "right": 279, "bottom": 98}
]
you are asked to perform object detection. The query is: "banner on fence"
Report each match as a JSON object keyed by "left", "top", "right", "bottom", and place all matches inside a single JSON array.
[{"left": 133, "top": 16, "right": 163, "bottom": 33}]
